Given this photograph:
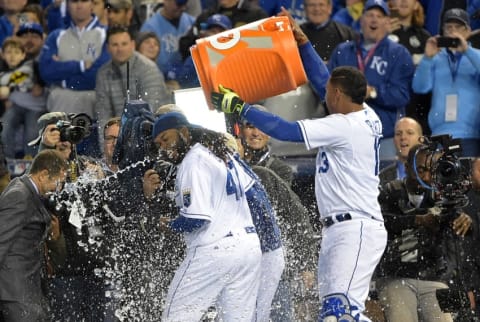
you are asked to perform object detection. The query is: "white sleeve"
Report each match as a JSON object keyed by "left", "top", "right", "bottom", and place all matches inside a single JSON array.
[{"left": 298, "top": 115, "right": 351, "bottom": 150}]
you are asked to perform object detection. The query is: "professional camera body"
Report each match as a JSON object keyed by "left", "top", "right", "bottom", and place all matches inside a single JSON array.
[
  {"left": 418, "top": 134, "right": 472, "bottom": 207},
  {"left": 56, "top": 113, "right": 92, "bottom": 144}
]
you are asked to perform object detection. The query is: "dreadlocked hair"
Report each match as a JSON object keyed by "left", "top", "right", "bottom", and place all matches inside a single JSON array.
[{"left": 188, "top": 127, "right": 230, "bottom": 162}]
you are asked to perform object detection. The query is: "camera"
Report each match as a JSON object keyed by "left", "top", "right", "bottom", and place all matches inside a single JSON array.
[
  {"left": 436, "top": 36, "right": 460, "bottom": 48},
  {"left": 436, "top": 288, "right": 470, "bottom": 313},
  {"left": 418, "top": 134, "right": 472, "bottom": 207},
  {"left": 56, "top": 113, "right": 92, "bottom": 144}
]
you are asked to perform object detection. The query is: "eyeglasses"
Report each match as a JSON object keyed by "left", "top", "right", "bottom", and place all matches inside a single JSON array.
[{"left": 104, "top": 135, "right": 118, "bottom": 144}]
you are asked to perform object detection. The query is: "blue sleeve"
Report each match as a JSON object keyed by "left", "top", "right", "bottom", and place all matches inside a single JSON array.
[
  {"left": 469, "top": 0, "right": 480, "bottom": 30},
  {"left": 177, "top": 56, "right": 199, "bottom": 88},
  {"left": 299, "top": 42, "right": 330, "bottom": 99},
  {"left": 331, "top": 9, "right": 354, "bottom": 28},
  {"left": 81, "top": 39, "right": 110, "bottom": 86},
  {"left": 38, "top": 30, "right": 83, "bottom": 84},
  {"left": 0, "top": 17, "right": 13, "bottom": 47},
  {"left": 39, "top": 29, "right": 110, "bottom": 89},
  {"left": 327, "top": 42, "right": 342, "bottom": 72},
  {"left": 412, "top": 56, "right": 435, "bottom": 94},
  {"left": 245, "top": 181, "right": 282, "bottom": 252},
  {"left": 420, "top": 0, "right": 442, "bottom": 35},
  {"left": 258, "top": 0, "right": 283, "bottom": 15},
  {"left": 169, "top": 215, "right": 207, "bottom": 233},
  {"left": 241, "top": 105, "right": 304, "bottom": 142},
  {"left": 45, "top": 5, "right": 68, "bottom": 32}
]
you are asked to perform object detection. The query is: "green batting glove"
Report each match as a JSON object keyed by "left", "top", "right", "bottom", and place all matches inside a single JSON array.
[{"left": 211, "top": 85, "right": 246, "bottom": 115}]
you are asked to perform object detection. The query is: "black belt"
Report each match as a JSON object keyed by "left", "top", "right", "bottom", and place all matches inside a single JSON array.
[
  {"left": 225, "top": 226, "right": 256, "bottom": 237},
  {"left": 322, "top": 213, "right": 352, "bottom": 228}
]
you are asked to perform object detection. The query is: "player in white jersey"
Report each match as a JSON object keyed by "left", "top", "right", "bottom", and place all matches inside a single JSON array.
[
  {"left": 212, "top": 64, "right": 388, "bottom": 321},
  {"left": 148, "top": 112, "right": 262, "bottom": 322}
]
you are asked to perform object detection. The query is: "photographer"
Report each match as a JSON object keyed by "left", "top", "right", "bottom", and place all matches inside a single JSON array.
[
  {"left": 377, "top": 142, "right": 474, "bottom": 321},
  {"left": 28, "top": 112, "right": 69, "bottom": 155},
  {"left": 28, "top": 112, "right": 114, "bottom": 320},
  {"left": 412, "top": 8, "right": 480, "bottom": 157}
]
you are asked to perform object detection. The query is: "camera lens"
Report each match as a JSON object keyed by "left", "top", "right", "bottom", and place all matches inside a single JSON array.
[
  {"left": 62, "top": 127, "right": 86, "bottom": 144},
  {"left": 437, "top": 160, "right": 458, "bottom": 180}
]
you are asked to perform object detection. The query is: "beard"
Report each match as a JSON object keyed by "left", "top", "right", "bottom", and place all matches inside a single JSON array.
[{"left": 163, "top": 134, "right": 189, "bottom": 165}]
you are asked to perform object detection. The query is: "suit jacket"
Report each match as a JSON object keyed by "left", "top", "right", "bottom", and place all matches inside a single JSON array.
[{"left": 0, "top": 175, "right": 51, "bottom": 302}]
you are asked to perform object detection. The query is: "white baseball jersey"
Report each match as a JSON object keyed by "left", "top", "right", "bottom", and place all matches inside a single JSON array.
[
  {"left": 174, "top": 143, "right": 256, "bottom": 248},
  {"left": 298, "top": 103, "right": 383, "bottom": 220},
  {"left": 164, "top": 143, "right": 262, "bottom": 322}
]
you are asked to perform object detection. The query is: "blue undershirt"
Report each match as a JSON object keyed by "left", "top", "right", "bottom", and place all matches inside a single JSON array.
[{"left": 241, "top": 105, "right": 304, "bottom": 142}]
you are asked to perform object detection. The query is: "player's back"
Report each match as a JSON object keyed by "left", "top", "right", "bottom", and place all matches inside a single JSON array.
[{"left": 298, "top": 104, "right": 383, "bottom": 218}]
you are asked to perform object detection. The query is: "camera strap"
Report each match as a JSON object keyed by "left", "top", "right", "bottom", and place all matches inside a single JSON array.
[{"left": 447, "top": 50, "right": 463, "bottom": 83}]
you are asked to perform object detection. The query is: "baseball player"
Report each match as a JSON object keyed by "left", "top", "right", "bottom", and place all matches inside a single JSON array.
[
  {"left": 149, "top": 112, "right": 262, "bottom": 322},
  {"left": 230, "top": 151, "right": 285, "bottom": 322},
  {"left": 211, "top": 41, "right": 387, "bottom": 321}
]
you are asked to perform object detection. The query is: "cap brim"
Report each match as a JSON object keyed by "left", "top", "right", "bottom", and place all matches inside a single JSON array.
[
  {"left": 27, "top": 135, "right": 41, "bottom": 146},
  {"left": 16, "top": 29, "right": 43, "bottom": 37},
  {"left": 208, "top": 24, "right": 229, "bottom": 30},
  {"left": 444, "top": 18, "right": 468, "bottom": 26}
]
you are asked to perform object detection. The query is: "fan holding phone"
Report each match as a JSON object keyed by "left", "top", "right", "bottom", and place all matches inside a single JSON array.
[
  {"left": 425, "top": 9, "right": 470, "bottom": 55},
  {"left": 412, "top": 8, "right": 480, "bottom": 158}
]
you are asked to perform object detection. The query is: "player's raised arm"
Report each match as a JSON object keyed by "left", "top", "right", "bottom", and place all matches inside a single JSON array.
[
  {"left": 211, "top": 85, "right": 304, "bottom": 143},
  {"left": 278, "top": 6, "right": 330, "bottom": 99}
]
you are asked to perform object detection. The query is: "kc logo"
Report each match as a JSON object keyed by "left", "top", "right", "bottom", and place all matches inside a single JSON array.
[
  {"left": 369, "top": 56, "right": 388, "bottom": 75},
  {"left": 86, "top": 43, "right": 96, "bottom": 58}
]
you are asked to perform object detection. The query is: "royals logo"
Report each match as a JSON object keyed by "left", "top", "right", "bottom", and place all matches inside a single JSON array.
[
  {"left": 369, "top": 56, "right": 388, "bottom": 75},
  {"left": 86, "top": 43, "right": 96, "bottom": 58},
  {"left": 182, "top": 189, "right": 191, "bottom": 207}
]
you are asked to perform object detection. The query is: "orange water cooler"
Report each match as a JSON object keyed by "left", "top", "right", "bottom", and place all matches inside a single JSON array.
[{"left": 191, "top": 16, "right": 307, "bottom": 110}]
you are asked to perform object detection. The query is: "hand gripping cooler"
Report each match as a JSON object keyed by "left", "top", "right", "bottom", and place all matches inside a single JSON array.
[{"left": 191, "top": 16, "right": 307, "bottom": 109}]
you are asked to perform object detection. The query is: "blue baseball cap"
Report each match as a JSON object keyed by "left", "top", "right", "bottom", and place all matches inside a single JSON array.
[
  {"left": 205, "top": 14, "right": 232, "bottom": 30},
  {"left": 363, "top": 0, "right": 390, "bottom": 16},
  {"left": 153, "top": 112, "right": 190, "bottom": 138},
  {"left": 176, "top": 0, "right": 188, "bottom": 6},
  {"left": 16, "top": 22, "right": 44, "bottom": 37},
  {"left": 443, "top": 8, "right": 470, "bottom": 27}
]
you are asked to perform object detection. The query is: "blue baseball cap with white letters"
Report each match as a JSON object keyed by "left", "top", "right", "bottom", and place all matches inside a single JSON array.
[
  {"left": 363, "top": 0, "right": 390, "bottom": 16},
  {"left": 205, "top": 14, "right": 232, "bottom": 30},
  {"left": 16, "top": 22, "right": 44, "bottom": 37}
]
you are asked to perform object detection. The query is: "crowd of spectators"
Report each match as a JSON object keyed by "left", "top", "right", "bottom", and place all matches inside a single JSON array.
[{"left": 1, "top": 0, "right": 480, "bottom": 321}]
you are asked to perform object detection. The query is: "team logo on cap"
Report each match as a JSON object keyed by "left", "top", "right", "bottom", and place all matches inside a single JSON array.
[{"left": 182, "top": 189, "right": 191, "bottom": 207}]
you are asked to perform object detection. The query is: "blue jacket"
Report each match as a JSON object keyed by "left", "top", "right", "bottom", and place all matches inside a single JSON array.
[
  {"left": 412, "top": 46, "right": 480, "bottom": 139},
  {"left": 0, "top": 15, "right": 13, "bottom": 46},
  {"left": 39, "top": 16, "right": 110, "bottom": 91},
  {"left": 332, "top": 8, "right": 361, "bottom": 32},
  {"left": 419, "top": 0, "right": 444, "bottom": 36},
  {"left": 259, "top": 0, "right": 306, "bottom": 22},
  {"left": 328, "top": 36, "right": 415, "bottom": 138},
  {"left": 41, "top": 0, "right": 71, "bottom": 32},
  {"left": 140, "top": 12, "right": 195, "bottom": 81}
]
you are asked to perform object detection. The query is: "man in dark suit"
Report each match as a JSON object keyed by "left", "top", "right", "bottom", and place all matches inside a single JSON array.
[{"left": 0, "top": 150, "right": 67, "bottom": 322}]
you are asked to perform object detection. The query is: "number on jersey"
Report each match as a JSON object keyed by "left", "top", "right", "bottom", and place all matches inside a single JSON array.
[{"left": 318, "top": 151, "right": 329, "bottom": 173}]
